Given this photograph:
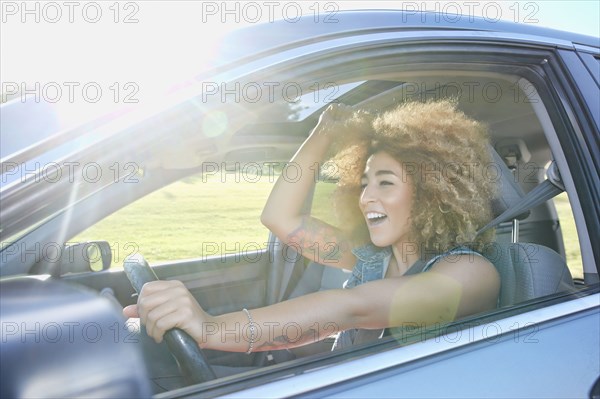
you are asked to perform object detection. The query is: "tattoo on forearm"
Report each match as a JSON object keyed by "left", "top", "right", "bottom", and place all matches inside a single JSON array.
[{"left": 286, "top": 217, "right": 350, "bottom": 264}]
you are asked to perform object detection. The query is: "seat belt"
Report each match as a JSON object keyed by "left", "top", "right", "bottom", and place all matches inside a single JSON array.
[
  {"left": 477, "top": 161, "right": 564, "bottom": 236},
  {"left": 276, "top": 183, "right": 319, "bottom": 302},
  {"left": 277, "top": 246, "right": 301, "bottom": 302}
]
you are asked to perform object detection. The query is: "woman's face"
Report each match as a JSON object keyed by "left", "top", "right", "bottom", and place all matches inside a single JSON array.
[{"left": 359, "top": 151, "right": 415, "bottom": 248}]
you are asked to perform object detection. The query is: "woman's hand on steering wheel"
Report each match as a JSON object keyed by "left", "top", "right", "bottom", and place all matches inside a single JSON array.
[{"left": 124, "top": 280, "right": 210, "bottom": 346}]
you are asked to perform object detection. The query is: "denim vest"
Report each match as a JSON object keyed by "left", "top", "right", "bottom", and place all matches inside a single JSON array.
[
  {"left": 333, "top": 244, "right": 483, "bottom": 350},
  {"left": 342, "top": 245, "right": 393, "bottom": 289}
]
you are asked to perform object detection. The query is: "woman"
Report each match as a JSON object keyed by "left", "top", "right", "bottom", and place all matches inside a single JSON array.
[{"left": 123, "top": 100, "right": 501, "bottom": 353}]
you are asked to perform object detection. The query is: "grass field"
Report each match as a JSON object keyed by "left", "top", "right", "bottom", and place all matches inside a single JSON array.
[
  {"left": 73, "top": 175, "right": 275, "bottom": 265},
  {"left": 73, "top": 177, "right": 583, "bottom": 279}
]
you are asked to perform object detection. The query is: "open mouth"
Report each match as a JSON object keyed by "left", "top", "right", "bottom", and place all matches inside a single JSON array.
[{"left": 366, "top": 212, "right": 388, "bottom": 226}]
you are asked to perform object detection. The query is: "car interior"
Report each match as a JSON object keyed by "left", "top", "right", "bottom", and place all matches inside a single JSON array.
[{"left": 3, "top": 66, "right": 593, "bottom": 395}]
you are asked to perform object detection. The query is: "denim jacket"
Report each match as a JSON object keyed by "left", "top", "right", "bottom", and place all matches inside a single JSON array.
[
  {"left": 343, "top": 245, "right": 393, "bottom": 289},
  {"left": 332, "top": 244, "right": 483, "bottom": 350}
]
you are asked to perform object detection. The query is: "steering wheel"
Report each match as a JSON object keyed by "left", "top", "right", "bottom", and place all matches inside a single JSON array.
[{"left": 123, "top": 254, "right": 216, "bottom": 384}]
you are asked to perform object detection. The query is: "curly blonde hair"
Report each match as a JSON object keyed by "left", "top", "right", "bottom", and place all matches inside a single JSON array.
[{"left": 331, "top": 100, "right": 496, "bottom": 253}]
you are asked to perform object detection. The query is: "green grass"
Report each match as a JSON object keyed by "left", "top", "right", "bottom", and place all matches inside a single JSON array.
[
  {"left": 73, "top": 175, "right": 274, "bottom": 266},
  {"left": 73, "top": 177, "right": 583, "bottom": 279},
  {"left": 554, "top": 192, "right": 583, "bottom": 279}
]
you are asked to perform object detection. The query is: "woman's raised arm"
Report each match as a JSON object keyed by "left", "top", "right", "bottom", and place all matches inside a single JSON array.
[{"left": 260, "top": 104, "right": 357, "bottom": 269}]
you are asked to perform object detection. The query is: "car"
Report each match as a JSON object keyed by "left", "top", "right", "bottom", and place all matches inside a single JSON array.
[{"left": 1, "top": 9, "right": 599, "bottom": 399}]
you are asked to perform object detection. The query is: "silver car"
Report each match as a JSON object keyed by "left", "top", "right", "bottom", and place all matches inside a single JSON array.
[{"left": 1, "top": 9, "right": 599, "bottom": 398}]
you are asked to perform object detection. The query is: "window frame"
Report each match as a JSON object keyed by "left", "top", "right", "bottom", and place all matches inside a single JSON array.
[{"left": 185, "top": 36, "right": 599, "bottom": 397}]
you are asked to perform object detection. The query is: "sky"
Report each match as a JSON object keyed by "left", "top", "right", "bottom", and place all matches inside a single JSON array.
[{"left": 1, "top": 0, "right": 598, "bottom": 113}]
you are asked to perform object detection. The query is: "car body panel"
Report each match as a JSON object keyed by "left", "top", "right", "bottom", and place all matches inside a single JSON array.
[{"left": 219, "top": 294, "right": 600, "bottom": 399}]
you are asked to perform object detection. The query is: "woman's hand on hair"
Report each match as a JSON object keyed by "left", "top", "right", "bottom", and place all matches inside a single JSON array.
[
  {"left": 320, "top": 103, "right": 354, "bottom": 124},
  {"left": 312, "top": 104, "right": 359, "bottom": 137},
  {"left": 312, "top": 103, "right": 374, "bottom": 153}
]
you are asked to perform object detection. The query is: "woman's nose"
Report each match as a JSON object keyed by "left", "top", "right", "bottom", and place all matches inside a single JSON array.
[{"left": 359, "top": 185, "right": 376, "bottom": 206}]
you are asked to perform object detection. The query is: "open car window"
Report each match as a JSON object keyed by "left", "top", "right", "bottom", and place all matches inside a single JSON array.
[{"left": 72, "top": 167, "right": 275, "bottom": 266}]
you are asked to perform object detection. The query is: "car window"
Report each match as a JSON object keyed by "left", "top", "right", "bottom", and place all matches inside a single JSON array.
[{"left": 72, "top": 166, "right": 275, "bottom": 267}]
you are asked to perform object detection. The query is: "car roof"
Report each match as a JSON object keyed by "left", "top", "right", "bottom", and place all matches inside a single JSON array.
[
  {"left": 214, "top": 9, "right": 599, "bottom": 66},
  {"left": 3, "top": 9, "right": 597, "bottom": 162}
]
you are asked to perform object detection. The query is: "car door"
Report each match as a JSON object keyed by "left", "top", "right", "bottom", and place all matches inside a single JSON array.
[{"left": 169, "top": 22, "right": 599, "bottom": 399}]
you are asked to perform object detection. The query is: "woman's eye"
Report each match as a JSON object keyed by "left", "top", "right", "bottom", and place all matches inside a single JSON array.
[{"left": 380, "top": 180, "right": 393, "bottom": 186}]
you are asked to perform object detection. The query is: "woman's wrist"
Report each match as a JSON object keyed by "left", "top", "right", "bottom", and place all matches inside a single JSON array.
[
  {"left": 198, "top": 311, "right": 251, "bottom": 352},
  {"left": 194, "top": 312, "right": 216, "bottom": 350}
]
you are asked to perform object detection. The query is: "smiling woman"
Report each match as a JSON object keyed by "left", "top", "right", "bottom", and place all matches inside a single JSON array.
[
  {"left": 332, "top": 100, "right": 496, "bottom": 253},
  {"left": 127, "top": 100, "right": 501, "bottom": 355}
]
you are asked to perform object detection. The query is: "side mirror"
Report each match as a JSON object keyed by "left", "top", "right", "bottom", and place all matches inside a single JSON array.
[{"left": 59, "top": 241, "right": 113, "bottom": 274}]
